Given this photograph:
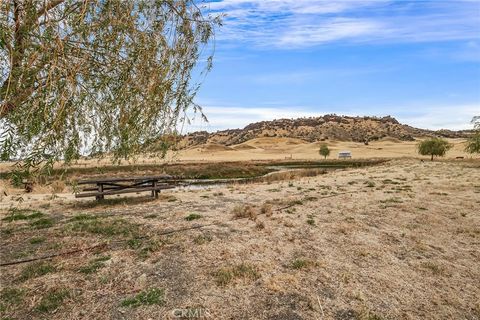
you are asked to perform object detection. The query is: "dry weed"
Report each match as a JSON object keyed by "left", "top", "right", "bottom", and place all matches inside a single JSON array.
[
  {"left": 50, "top": 181, "right": 65, "bottom": 193},
  {"left": 261, "top": 203, "right": 273, "bottom": 217},
  {"left": 255, "top": 220, "right": 265, "bottom": 230},
  {"left": 231, "top": 204, "right": 257, "bottom": 220}
]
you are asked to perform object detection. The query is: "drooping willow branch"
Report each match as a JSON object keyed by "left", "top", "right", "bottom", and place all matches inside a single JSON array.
[{"left": 0, "top": 0, "right": 222, "bottom": 172}]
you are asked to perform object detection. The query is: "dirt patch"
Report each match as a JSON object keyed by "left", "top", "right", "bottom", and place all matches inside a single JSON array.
[{"left": 201, "top": 144, "right": 235, "bottom": 152}]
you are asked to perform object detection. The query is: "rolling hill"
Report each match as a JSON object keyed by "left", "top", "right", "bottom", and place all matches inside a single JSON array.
[{"left": 178, "top": 115, "right": 471, "bottom": 149}]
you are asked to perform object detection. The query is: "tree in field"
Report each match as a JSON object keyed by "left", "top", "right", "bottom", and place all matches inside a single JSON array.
[
  {"left": 0, "top": 0, "right": 221, "bottom": 171},
  {"left": 319, "top": 144, "right": 330, "bottom": 159},
  {"left": 417, "top": 138, "right": 453, "bottom": 161},
  {"left": 465, "top": 116, "right": 480, "bottom": 154}
]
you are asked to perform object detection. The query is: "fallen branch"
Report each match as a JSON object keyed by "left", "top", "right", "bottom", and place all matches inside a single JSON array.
[
  {"left": 0, "top": 243, "right": 107, "bottom": 267},
  {"left": 274, "top": 191, "right": 354, "bottom": 212},
  {"left": 156, "top": 222, "right": 222, "bottom": 236}
]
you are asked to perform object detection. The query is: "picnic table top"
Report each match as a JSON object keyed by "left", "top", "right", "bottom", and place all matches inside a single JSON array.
[{"left": 77, "top": 175, "right": 174, "bottom": 185}]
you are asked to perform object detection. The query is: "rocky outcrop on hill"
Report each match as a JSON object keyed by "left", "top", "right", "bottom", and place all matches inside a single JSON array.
[{"left": 179, "top": 115, "right": 471, "bottom": 148}]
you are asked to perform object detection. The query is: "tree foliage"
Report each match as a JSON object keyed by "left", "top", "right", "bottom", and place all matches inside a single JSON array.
[
  {"left": 0, "top": 0, "right": 221, "bottom": 171},
  {"left": 472, "top": 116, "right": 480, "bottom": 130},
  {"left": 465, "top": 132, "right": 480, "bottom": 154},
  {"left": 319, "top": 144, "right": 330, "bottom": 159},
  {"left": 417, "top": 137, "right": 453, "bottom": 161},
  {"left": 465, "top": 116, "right": 480, "bottom": 154}
]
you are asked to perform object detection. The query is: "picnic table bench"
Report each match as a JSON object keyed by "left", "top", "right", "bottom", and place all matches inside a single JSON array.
[{"left": 75, "top": 175, "right": 178, "bottom": 200}]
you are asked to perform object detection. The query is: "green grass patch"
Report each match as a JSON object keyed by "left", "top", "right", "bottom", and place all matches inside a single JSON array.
[
  {"left": 70, "top": 214, "right": 98, "bottom": 221},
  {"left": 35, "top": 289, "right": 69, "bottom": 313},
  {"left": 214, "top": 263, "right": 260, "bottom": 286},
  {"left": 125, "top": 237, "right": 167, "bottom": 259},
  {"left": 19, "top": 262, "right": 56, "bottom": 282},
  {"left": 379, "top": 197, "right": 403, "bottom": 204},
  {"left": 289, "top": 199, "right": 304, "bottom": 206},
  {"left": 70, "top": 218, "right": 137, "bottom": 237},
  {"left": 0, "top": 288, "right": 24, "bottom": 312},
  {"left": 429, "top": 192, "right": 448, "bottom": 196},
  {"left": 120, "top": 288, "right": 165, "bottom": 308},
  {"left": 29, "top": 218, "right": 54, "bottom": 229},
  {"left": 382, "top": 179, "right": 400, "bottom": 185},
  {"left": 2, "top": 209, "right": 44, "bottom": 222},
  {"left": 365, "top": 181, "right": 376, "bottom": 188},
  {"left": 185, "top": 213, "right": 202, "bottom": 221},
  {"left": 193, "top": 234, "right": 213, "bottom": 245},
  {"left": 290, "top": 258, "right": 315, "bottom": 270},
  {"left": 214, "top": 269, "right": 234, "bottom": 287},
  {"left": 29, "top": 236, "right": 47, "bottom": 244},
  {"left": 79, "top": 256, "right": 111, "bottom": 274},
  {"left": 136, "top": 239, "right": 166, "bottom": 259},
  {"left": 127, "top": 237, "right": 143, "bottom": 249}
]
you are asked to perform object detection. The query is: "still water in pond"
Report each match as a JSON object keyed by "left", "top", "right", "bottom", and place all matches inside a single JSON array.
[{"left": 174, "top": 162, "right": 377, "bottom": 191}]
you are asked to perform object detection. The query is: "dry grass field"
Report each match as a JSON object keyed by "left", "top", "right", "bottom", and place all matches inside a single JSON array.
[
  {"left": 171, "top": 137, "right": 472, "bottom": 162},
  {"left": 1, "top": 158, "right": 479, "bottom": 319}
]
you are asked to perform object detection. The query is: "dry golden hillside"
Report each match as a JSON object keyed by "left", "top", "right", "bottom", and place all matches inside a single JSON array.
[{"left": 178, "top": 115, "right": 472, "bottom": 149}]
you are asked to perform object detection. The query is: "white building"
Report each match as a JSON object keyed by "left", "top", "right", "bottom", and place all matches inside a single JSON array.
[{"left": 338, "top": 151, "right": 352, "bottom": 159}]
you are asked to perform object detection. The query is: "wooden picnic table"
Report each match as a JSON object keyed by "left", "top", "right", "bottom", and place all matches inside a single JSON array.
[{"left": 75, "top": 175, "right": 177, "bottom": 200}]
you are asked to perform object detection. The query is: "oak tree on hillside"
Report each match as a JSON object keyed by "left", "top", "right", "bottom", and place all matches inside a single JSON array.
[
  {"left": 319, "top": 144, "right": 330, "bottom": 159},
  {"left": 417, "top": 138, "right": 453, "bottom": 161},
  {"left": 0, "top": 0, "right": 221, "bottom": 171}
]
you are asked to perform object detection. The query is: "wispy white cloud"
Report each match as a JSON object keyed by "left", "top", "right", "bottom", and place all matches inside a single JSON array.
[
  {"left": 183, "top": 103, "right": 479, "bottom": 132},
  {"left": 244, "top": 71, "right": 316, "bottom": 85},
  {"left": 205, "top": 0, "right": 480, "bottom": 48},
  {"left": 207, "top": 0, "right": 385, "bottom": 14},
  {"left": 183, "top": 106, "right": 323, "bottom": 132},
  {"left": 277, "top": 18, "right": 382, "bottom": 47},
  {"left": 242, "top": 64, "right": 400, "bottom": 85},
  {"left": 394, "top": 104, "right": 479, "bottom": 131}
]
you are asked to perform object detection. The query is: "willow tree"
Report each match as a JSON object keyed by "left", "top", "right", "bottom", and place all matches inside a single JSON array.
[
  {"left": 465, "top": 116, "right": 480, "bottom": 154},
  {"left": 0, "top": 0, "right": 220, "bottom": 171}
]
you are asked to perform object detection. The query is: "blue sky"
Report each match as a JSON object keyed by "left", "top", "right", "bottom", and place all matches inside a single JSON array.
[{"left": 188, "top": 0, "right": 480, "bottom": 132}]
